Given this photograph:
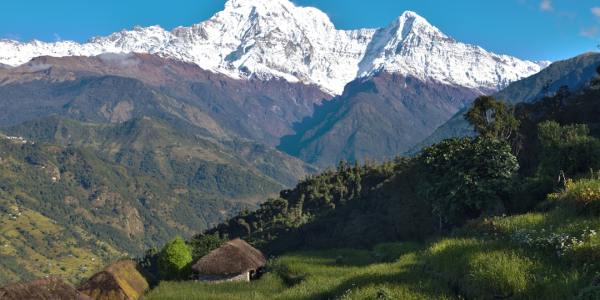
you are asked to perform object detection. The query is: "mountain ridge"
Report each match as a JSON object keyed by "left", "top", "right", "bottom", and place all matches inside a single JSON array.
[
  {"left": 0, "top": 0, "right": 547, "bottom": 95},
  {"left": 278, "top": 71, "right": 480, "bottom": 166},
  {"left": 0, "top": 53, "right": 331, "bottom": 145}
]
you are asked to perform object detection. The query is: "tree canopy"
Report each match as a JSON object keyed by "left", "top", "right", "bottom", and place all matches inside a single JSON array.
[
  {"left": 158, "top": 237, "right": 193, "bottom": 280},
  {"left": 419, "top": 137, "right": 519, "bottom": 229},
  {"left": 465, "top": 96, "right": 519, "bottom": 141}
]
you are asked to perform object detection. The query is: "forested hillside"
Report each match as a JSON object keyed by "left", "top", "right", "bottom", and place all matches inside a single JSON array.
[
  {"left": 0, "top": 116, "right": 317, "bottom": 285},
  {"left": 140, "top": 67, "right": 600, "bottom": 299},
  {"left": 205, "top": 66, "right": 600, "bottom": 254}
]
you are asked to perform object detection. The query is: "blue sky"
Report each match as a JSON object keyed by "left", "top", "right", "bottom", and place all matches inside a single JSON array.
[{"left": 1, "top": 0, "right": 599, "bottom": 61}]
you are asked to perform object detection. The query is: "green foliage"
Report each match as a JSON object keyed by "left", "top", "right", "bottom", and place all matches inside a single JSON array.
[
  {"left": 536, "top": 121, "right": 600, "bottom": 178},
  {"left": 147, "top": 207, "right": 600, "bottom": 300},
  {"left": 189, "top": 233, "right": 227, "bottom": 260},
  {"left": 549, "top": 177, "right": 600, "bottom": 216},
  {"left": 207, "top": 137, "right": 520, "bottom": 252},
  {"left": 206, "top": 161, "right": 402, "bottom": 252},
  {"left": 137, "top": 248, "right": 160, "bottom": 287},
  {"left": 419, "top": 137, "right": 519, "bottom": 228},
  {"left": 465, "top": 96, "right": 520, "bottom": 140},
  {"left": 157, "top": 237, "right": 193, "bottom": 280}
]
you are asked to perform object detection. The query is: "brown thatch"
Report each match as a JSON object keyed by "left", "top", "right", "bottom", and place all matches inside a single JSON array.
[
  {"left": 77, "top": 260, "right": 149, "bottom": 300},
  {"left": 0, "top": 277, "right": 91, "bottom": 300},
  {"left": 192, "top": 238, "right": 267, "bottom": 276}
]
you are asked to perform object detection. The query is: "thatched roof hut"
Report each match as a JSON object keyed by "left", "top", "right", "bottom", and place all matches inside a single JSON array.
[
  {"left": 0, "top": 277, "right": 91, "bottom": 300},
  {"left": 77, "top": 260, "right": 149, "bottom": 300},
  {"left": 191, "top": 239, "right": 266, "bottom": 282}
]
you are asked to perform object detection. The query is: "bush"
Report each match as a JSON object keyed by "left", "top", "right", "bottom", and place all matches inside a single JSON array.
[
  {"left": 158, "top": 236, "right": 193, "bottom": 280},
  {"left": 549, "top": 178, "right": 600, "bottom": 215},
  {"left": 508, "top": 176, "right": 554, "bottom": 213},
  {"left": 537, "top": 121, "right": 600, "bottom": 178}
]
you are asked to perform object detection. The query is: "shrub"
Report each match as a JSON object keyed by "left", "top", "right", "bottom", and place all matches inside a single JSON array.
[
  {"left": 549, "top": 178, "right": 600, "bottom": 215},
  {"left": 537, "top": 121, "right": 600, "bottom": 178},
  {"left": 158, "top": 236, "right": 193, "bottom": 280}
]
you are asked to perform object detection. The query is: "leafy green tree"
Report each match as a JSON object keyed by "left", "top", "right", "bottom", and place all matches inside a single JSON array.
[
  {"left": 158, "top": 236, "right": 193, "bottom": 280},
  {"left": 420, "top": 137, "right": 519, "bottom": 230},
  {"left": 465, "top": 96, "right": 520, "bottom": 141},
  {"left": 189, "top": 233, "right": 226, "bottom": 260}
]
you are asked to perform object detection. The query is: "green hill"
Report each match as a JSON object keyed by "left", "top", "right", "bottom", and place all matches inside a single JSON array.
[{"left": 0, "top": 116, "right": 316, "bottom": 285}]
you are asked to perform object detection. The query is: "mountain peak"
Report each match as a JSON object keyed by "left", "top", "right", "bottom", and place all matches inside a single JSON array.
[
  {"left": 396, "top": 10, "right": 428, "bottom": 24},
  {"left": 391, "top": 11, "right": 447, "bottom": 39},
  {"left": 219, "top": 0, "right": 334, "bottom": 29},
  {"left": 0, "top": 4, "right": 546, "bottom": 95},
  {"left": 224, "top": 0, "right": 295, "bottom": 9}
]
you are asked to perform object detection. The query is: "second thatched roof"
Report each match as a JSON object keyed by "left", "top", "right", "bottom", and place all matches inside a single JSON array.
[
  {"left": 192, "top": 238, "right": 266, "bottom": 275},
  {"left": 77, "top": 259, "right": 149, "bottom": 300}
]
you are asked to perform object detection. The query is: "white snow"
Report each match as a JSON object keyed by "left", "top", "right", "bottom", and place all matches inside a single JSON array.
[{"left": 0, "top": 0, "right": 549, "bottom": 95}]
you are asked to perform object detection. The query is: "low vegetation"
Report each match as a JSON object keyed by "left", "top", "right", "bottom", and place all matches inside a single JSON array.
[
  {"left": 145, "top": 201, "right": 600, "bottom": 299},
  {"left": 141, "top": 71, "right": 600, "bottom": 298}
]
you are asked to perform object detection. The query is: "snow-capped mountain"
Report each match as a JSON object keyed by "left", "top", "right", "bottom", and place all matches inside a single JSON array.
[{"left": 0, "top": 0, "right": 548, "bottom": 94}]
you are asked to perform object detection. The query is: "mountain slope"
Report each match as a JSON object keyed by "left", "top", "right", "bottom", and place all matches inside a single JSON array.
[
  {"left": 0, "top": 115, "right": 317, "bottom": 284},
  {"left": 415, "top": 52, "right": 600, "bottom": 151},
  {"left": 0, "top": 54, "right": 330, "bottom": 145},
  {"left": 279, "top": 72, "right": 479, "bottom": 166},
  {"left": 0, "top": 0, "right": 546, "bottom": 95}
]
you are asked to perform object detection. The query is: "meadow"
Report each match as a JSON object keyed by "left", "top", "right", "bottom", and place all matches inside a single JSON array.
[{"left": 145, "top": 204, "right": 600, "bottom": 300}]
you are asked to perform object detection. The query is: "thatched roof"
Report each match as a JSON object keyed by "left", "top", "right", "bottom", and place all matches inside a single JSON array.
[
  {"left": 192, "top": 238, "right": 266, "bottom": 275},
  {"left": 0, "top": 277, "right": 91, "bottom": 300},
  {"left": 77, "top": 260, "right": 149, "bottom": 300}
]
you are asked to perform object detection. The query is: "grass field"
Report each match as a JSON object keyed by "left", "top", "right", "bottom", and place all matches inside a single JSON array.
[{"left": 144, "top": 207, "right": 600, "bottom": 300}]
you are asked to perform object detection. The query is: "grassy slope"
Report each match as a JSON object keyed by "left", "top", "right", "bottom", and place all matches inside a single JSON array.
[
  {"left": 0, "top": 201, "right": 123, "bottom": 285},
  {"left": 144, "top": 207, "right": 600, "bottom": 300}
]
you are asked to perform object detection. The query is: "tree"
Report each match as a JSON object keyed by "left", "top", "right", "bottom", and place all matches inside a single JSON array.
[
  {"left": 158, "top": 236, "right": 193, "bottom": 280},
  {"left": 420, "top": 137, "right": 519, "bottom": 229},
  {"left": 465, "top": 96, "right": 520, "bottom": 141},
  {"left": 189, "top": 233, "right": 226, "bottom": 260}
]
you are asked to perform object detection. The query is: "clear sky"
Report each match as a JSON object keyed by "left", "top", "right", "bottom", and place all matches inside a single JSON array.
[{"left": 1, "top": 0, "right": 599, "bottom": 62}]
